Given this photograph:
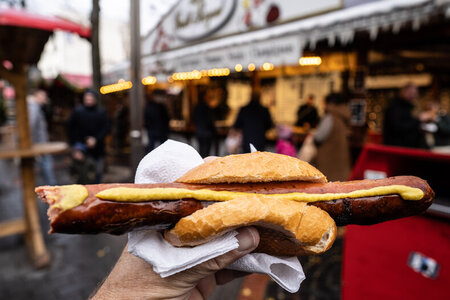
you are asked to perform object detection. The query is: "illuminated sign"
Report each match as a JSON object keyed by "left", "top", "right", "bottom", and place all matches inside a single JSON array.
[{"left": 174, "top": 0, "right": 236, "bottom": 41}]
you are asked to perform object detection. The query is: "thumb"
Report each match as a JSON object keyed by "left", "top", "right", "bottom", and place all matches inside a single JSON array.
[{"left": 181, "top": 227, "right": 259, "bottom": 284}]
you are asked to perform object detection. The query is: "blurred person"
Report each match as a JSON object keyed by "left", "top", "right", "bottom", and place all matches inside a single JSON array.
[
  {"left": 383, "top": 83, "right": 435, "bottom": 148},
  {"left": 308, "top": 93, "right": 351, "bottom": 181},
  {"left": 27, "top": 89, "right": 56, "bottom": 185},
  {"left": 0, "top": 91, "right": 7, "bottom": 127},
  {"left": 421, "top": 101, "right": 450, "bottom": 147},
  {"left": 113, "top": 102, "right": 129, "bottom": 153},
  {"left": 296, "top": 94, "right": 319, "bottom": 129},
  {"left": 67, "top": 89, "right": 109, "bottom": 184},
  {"left": 233, "top": 92, "right": 273, "bottom": 153},
  {"left": 276, "top": 125, "right": 296, "bottom": 157},
  {"left": 144, "top": 95, "right": 169, "bottom": 152},
  {"left": 193, "top": 92, "right": 216, "bottom": 157},
  {"left": 91, "top": 227, "right": 259, "bottom": 300},
  {"left": 435, "top": 111, "right": 450, "bottom": 146},
  {"left": 225, "top": 128, "right": 242, "bottom": 154}
]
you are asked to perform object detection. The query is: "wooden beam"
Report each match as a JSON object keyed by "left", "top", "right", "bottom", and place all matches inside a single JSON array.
[
  {"left": 13, "top": 65, "right": 50, "bottom": 268},
  {"left": 0, "top": 219, "right": 26, "bottom": 238}
]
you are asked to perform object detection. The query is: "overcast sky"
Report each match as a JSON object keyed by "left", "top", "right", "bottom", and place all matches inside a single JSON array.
[{"left": 25, "top": 0, "right": 177, "bottom": 35}]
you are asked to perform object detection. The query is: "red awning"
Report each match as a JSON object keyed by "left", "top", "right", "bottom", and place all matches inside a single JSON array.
[
  {"left": 0, "top": 8, "right": 90, "bottom": 38},
  {"left": 55, "top": 73, "right": 92, "bottom": 90}
]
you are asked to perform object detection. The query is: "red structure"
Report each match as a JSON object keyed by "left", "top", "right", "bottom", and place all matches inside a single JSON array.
[
  {"left": 343, "top": 143, "right": 450, "bottom": 299},
  {"left": 0, "top": 8, "right": 90, "bottom": 37}
]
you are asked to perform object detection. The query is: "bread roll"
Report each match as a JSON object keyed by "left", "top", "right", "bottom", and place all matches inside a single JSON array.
[
  {"left": 176, "top": 151, "right": 327, "bottom": 184},
  {"left": 164, "top": 195, "right": 337, "bottom": 256}
]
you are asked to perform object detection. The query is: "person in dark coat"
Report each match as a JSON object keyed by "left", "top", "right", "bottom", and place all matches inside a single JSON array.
[
  {"left": 435, "top": 112, "right": 450, "bottom": 146},
  {"left": 144, "top": 95, "right": 170, "bottom": 152},
  {"left": 67, "top": 89, "right": 110, "bottom": 183},
  {"left": 383, "top": 83, "right": 434, "bottom": 148},
  {"left": 113, "top": 102, "right": 129, "bottom": 153},
  {"left": 296, "top": 94, "right": 319, "bottom": 128},
  {"left": 193, "top": 94, "right": 216, "bottom": 158},
  {"left": 233, "top": 92, "right": 273, "bottom": 153}
]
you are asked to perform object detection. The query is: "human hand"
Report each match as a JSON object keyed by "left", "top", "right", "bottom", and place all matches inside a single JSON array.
[
  {"left": 91, "top": 227, "right": 259, "bottom": 300},
  {"left": 419, "top": 110, "right": 438, "bottom": 123},
  {"left": 86, "top": 136, "right": 97, "bottom": 148}
]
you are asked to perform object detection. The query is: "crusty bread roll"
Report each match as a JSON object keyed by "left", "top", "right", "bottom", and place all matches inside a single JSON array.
[
  {"left": 176, "top": 151, "right": 327, "bottom": 184},
  {"left": 164, "top": 195, "right": 337, "bottom": 256},
  {"left": 167, "top": 152, "right": 335, "bottom": 255}
]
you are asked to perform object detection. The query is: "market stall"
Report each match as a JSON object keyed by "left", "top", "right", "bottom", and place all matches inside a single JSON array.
[
  {"left": 0, "top": 8, "right": 90, "bottom": 267},
  {"left": 104, "top": 0, "right": 450, "bottom": 139}
]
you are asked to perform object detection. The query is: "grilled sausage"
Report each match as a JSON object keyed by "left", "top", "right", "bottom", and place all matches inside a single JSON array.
[{"left": 36, "top": 176, "right": 434, "bottom": 234}]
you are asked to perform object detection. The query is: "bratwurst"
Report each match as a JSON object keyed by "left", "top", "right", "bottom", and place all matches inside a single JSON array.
[{"left": 36, "top": 175, "right": 433, "bottom": 235}]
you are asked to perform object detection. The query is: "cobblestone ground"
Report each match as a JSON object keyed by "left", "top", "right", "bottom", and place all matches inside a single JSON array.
[{"left": 0, "top": 155, "right": 128, "bottom": 299}]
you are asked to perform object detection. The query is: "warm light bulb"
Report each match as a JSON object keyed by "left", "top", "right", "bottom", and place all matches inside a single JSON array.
[{"left": 298, "top": 56, "right": 322, "bottom": 66}]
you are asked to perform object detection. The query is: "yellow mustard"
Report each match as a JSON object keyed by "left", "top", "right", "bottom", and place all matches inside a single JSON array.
[
  {"left": 52, "top": 185, "right": 89, "bottom": 211},
  {"left": 95, "top": 185, "right": 423, "bottom": 203}
]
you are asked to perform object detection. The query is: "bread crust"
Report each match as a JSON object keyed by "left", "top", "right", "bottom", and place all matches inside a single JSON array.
[
  {"left": 164, "top": 195, "right": 337, "bottom": 256},
  {"left": 176, "top": 152, "right": 327, "bottom": 184}
]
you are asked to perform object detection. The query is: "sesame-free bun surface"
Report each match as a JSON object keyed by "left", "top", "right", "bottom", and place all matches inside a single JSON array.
[
  {"left": 176, "top": 152, "right": 327, "bottom": 184},
  {"left": 164, "top": 195, "right": 336, "bottom": 256}
]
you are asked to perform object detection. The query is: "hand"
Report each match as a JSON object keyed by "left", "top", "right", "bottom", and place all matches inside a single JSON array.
[
  {"left": 86, "top": 136, "right": 97, "bottom": 148},
  {"left": 91, "top": 227, "right": 259, "bottom": 300},
  {"left": 419, "top": 110, "right": 437, "bottom": 123}
]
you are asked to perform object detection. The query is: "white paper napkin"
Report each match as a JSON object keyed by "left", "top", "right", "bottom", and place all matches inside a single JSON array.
[
  {"left": 129, "top": 140, "right": 305, "bottom": 293},
  {"left": 128, "top": 230, "right": 239, "bottom": 277}
]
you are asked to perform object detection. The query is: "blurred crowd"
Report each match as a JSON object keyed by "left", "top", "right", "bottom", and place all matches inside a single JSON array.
[{"left": 2, "top": 82, "right": 448, "bottom": 186}]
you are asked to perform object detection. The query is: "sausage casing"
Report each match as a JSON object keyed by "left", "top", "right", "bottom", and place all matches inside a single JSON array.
[{"left": 36, "top": 176, "right": 434, "bottom": 234}]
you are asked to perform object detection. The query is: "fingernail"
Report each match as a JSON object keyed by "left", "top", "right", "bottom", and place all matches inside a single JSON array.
[{"left": 237, "top": 228, "right": 256, "bottom": 252}]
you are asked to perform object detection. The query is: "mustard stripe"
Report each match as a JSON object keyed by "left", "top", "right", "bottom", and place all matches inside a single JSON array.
[{"left": 95, "top": 185, "right": 424, "bottom": 203}]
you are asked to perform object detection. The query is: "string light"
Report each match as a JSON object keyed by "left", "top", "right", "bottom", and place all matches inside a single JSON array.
[
  {"left": 235, "top": 64, "right": 243, "bottom": 72},
  {"left": 171, "top": 68, "right": 230, "bottom": 81},
  {"left": 262, "top": 62, "right": 274, "bottom": 71},
  {"left": 141, "top": 76, "right": 157, "bottom": 85},
  {"left": 298, "top": 56, "right": 322, "bottom": 66},
  {"left": 248, "top": 63, "right": 256, "bottom": 71},
  {"left": 100, "top": 81, "right": 132, "bottom": 94}
]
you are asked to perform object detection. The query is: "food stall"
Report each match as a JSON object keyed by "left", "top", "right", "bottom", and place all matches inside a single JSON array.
[
  {"left": 103, "top": 0, "right": 450, "bottom": 159},
  {"left": 0, "top": 8, "right": 90, "bottom": 267}
]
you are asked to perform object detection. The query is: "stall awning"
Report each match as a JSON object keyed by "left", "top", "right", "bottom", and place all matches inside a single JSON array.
[
  {"left": 105, "top": 0, "right": 449, "bottom": 83},
  {"left": 0, "top": 8, "right": 90, "bottom": 38},
  {"left": 0, "top": 8, "right": 91, "bottom": 66},
  {"left": 53, "top": 73, "right": 92, "bottom": 91}
]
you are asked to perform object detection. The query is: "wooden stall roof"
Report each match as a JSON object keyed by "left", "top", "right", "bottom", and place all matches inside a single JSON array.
[{"left": 0, "top": 9, "right": 90, "bottom": 65}]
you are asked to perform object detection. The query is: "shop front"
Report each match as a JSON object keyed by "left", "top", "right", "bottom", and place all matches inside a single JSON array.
[{"left": 104, "top": 0, "right": 450, "bottom": 155}]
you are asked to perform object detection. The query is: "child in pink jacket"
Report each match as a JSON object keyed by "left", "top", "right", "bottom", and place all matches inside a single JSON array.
[{"left": 276, "top": 125, "right": 296, "bottom": 157}]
